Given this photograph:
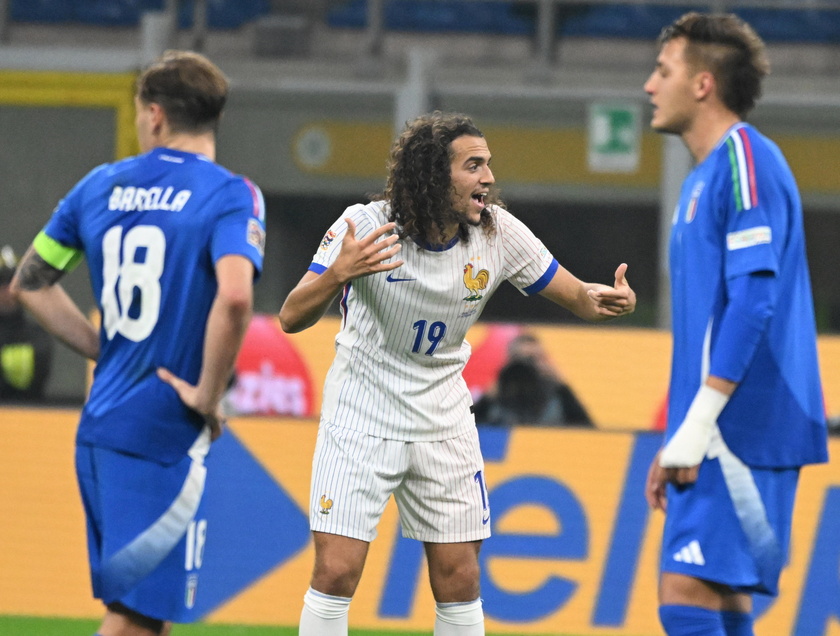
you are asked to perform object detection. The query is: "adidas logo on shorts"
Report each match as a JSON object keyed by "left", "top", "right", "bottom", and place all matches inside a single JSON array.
[{"left": 673, "top": 540, "right": 706, "bottom": 566}]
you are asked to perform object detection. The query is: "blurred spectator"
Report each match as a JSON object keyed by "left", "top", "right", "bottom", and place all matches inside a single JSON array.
[
  {"left": 828, "top": 414, "right": 840, "bottom": 436},
  {"left": 473, "top": 332, "right": 593, "bottom": 427},
  {"left": 0, "top": 245, "right": 54, "bottom": 402}
]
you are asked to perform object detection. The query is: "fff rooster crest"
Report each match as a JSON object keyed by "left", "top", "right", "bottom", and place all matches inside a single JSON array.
[
  {"left": 319, "top": 494, "right": 333, "bottom": 515},
  {"left": 463, "top": 263, "right": 490, "bottom": 301}
]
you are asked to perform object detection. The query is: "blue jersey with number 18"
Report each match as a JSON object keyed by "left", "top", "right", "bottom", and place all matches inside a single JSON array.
[{"left": 37, "top": 147, "right": 265, "bottom": 463}]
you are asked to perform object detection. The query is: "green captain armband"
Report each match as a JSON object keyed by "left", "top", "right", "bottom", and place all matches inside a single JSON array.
[{"left": 33, "top": 231, "right": 84, "bottom": 272}]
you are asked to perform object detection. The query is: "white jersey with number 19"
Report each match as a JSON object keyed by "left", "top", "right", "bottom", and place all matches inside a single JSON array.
[{"left": 309, "top": 201, "right": 557, "bottom": 441}]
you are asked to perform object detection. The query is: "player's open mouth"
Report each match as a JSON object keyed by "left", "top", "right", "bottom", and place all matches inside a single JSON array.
[{"left": 472, "top": 193, "right": 486, "bottom": 209}]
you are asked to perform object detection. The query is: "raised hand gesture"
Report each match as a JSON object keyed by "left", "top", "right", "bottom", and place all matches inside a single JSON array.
[
  {"left": 331, "top": 218, "right": 404, "bottom": 284},
  {"left": 586, "top": 263, "right": 636, "bottom": 318}
]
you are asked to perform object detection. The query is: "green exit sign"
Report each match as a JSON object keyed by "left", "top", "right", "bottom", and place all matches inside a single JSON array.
[{"left": 588, "top": 102, "right": 642, "bottom": 173}]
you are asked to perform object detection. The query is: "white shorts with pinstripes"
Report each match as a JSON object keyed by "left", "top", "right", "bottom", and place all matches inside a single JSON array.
[{"left": 309, "top": 422, "right": 492, "bottom": 543}]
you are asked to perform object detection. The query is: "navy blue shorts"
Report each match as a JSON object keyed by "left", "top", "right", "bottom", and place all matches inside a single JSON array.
[
  {"left": 75, "top": 428, "right": 210, "bottom": 621},
  {"left": 661, "top": 433, "right": 799, "bottom": 595}
]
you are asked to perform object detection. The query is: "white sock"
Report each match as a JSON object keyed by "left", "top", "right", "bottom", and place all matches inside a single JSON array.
[
  {"left": 434, "top": 598, "right": 485, "bottom": 635},
  {"left": 299, "top": 587, "right": 351, "bottom": 636}
]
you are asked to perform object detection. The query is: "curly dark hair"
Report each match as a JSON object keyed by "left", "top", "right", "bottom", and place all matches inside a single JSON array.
[
  {"left": 658, "top": 12, "right": 769, "bottom": 119},
  {"left": 374, "top": 111, "right": 499, "bottom": 245}
]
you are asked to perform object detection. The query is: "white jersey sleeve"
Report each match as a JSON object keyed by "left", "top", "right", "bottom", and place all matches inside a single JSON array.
[
  {"left": 495, "top": 207, "right": 557, "bottom": 295},
  {"left": 310, "top": 203, "right": 394, "bottom": 273}
]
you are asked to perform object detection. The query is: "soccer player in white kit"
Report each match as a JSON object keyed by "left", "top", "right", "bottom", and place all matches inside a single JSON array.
[{"left": 279, "top": 111, "right": 637, "bottom": 636}]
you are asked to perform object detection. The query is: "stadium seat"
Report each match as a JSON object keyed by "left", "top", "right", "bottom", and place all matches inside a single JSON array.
[
  {"left": 9, "top": 0, "right": 840, "bottom": 43},
  {"left": 10, "top": 0, "right": 271, "bottom": 30}
]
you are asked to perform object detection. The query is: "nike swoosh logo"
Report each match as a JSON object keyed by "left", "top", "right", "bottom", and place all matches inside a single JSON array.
[
  {"left": 386, "top": 273, "right": 416, "bottom": 282},
  {"left": 482, "top": 512, "right": 491, "bottom": 525}
]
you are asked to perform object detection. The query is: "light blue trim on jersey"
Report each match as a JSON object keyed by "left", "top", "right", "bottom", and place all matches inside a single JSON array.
[
  {"left": 101, "top": 428, "right": 210, "bottom": 599},
  {"left": 709, "top": 430, "right": 784, "bottom": 591},
  {"left": 522, "top": 258, "right": 559, "bottom": 296},
  {"left": 309, "top": 262, "right": 328, "bottom": 275}
]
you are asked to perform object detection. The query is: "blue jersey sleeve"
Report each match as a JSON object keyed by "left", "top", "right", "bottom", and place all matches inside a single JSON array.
[
  {"left": 42, "top": 164, "right": 111, "bottom": 255},
  {"left": 210, "top": 177, "right": 266, "bottom": 278},
  {"left": 710, "top": 272, "right": 776, "bottom": 383},
  {"left": 722, "top": 128, "right": 784, "bottom": 281}
]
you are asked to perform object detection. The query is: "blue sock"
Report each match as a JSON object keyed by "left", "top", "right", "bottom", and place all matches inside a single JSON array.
[
  {"left": 722, "top": 610, "right": 754, "bottom": 636},
  {"left": 659, "top": 604, "right": 726, "bottom": 636}
]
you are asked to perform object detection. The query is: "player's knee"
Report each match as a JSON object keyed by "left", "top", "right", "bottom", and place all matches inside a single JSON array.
[
  {"left": 311, "top": 558, "right": 364, "bottom": 597},
  {"left": 429, "top": 559, "right": 481, "bottom": 602}
]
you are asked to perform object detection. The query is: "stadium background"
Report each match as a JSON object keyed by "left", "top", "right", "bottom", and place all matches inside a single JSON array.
[{"left": 0, "top": 1, "right": 838, "bottom": 635}]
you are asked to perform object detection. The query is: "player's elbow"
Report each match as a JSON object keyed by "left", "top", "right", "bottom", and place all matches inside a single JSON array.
[
  {"left": 8, "top": 280, "right": 22, "bottom": 303},
  {"left": 217, "top": 286, "right": 252, "bottom": 320},
  {"left": 278, "top": 306, "right": 305, "bottom": 334},
  {"left": 278, "top": 309, "right": 293, "bottom": 333},
  {"left": 8, "top": 271, "right": 27, "bottom": 302}
]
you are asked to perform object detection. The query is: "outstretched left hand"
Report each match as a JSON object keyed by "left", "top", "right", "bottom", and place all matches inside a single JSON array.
[{"left": 587, "top": 263, "right": 636, "bottom": 318}]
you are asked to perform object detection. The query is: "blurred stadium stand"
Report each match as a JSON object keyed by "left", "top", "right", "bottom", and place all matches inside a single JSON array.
[
  {"left": 1, "top": 1, "right": 837, "bottom": 84},
  {"left": 9, "top": 0, "right": 269, "bottom": 29},
  {"left": 325, "top": 0, "right": 840, "bottom": 42},
  {"left": 5, "top": 0, "right": 840, "bottom": 42},
  {"left": 1, "top": 0, "right": 838, "bottom": 403},
  {"left": 2, "top": 1, "right": 839, "bottom": 75}
]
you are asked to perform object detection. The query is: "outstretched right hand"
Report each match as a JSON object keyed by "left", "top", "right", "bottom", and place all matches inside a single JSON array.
[{"left": 331, "top": 218, "right": 404, "bottom": 284}]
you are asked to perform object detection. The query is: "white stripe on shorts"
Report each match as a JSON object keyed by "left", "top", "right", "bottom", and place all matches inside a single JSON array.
[
  {"left": 103, "top": 426, "right": 210, "bottom": 596},
  {"left": 708, "top": 428, "right": 783, "bottom": 584}
]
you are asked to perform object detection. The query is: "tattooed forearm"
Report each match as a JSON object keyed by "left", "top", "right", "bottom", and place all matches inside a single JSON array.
[{"left": 13, "top": 246, "right": 64, "bottom": 291}]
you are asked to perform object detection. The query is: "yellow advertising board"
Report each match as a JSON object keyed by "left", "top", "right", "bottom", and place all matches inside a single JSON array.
[
  {"left": 1, "top": 408, "right": 838, "bottom": 635},
  {"left": 255, "top": 317, "right": 840, "bottom": 432}
]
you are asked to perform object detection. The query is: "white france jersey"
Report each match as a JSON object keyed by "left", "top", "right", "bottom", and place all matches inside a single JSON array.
[{"left": 310, "top": 200, "right": 557, "bottom": 441}]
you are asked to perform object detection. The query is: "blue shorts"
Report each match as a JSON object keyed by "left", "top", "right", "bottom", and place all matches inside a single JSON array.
[
  {"left": 661, "top": 434, "right": 799, "bottom": 596},
  {"left": 75, "top": 428, "right": 210, "bottom": 621}
]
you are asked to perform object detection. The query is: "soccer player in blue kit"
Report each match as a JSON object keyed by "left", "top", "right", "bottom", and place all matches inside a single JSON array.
[
  {"left": 643, "top": 13, "right": 828, "bottom": 636},
  {"left": 11, "top": 51, "right": 265, "bottom": 636}
]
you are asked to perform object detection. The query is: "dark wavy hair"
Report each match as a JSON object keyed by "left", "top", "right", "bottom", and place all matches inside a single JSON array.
[
  {"left": 136, "top": 50, "right": 228, "bottom": 134},
  {"left": 374, "top": 111, "right": 499, "bottom": 245},
  {"left": 658, "top": 12, "right": 769, "bottom": 119}
]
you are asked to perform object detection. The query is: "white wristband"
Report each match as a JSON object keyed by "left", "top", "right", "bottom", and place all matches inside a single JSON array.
[{"left": 659, "top": 384, "right": 730, "bottom": 468}]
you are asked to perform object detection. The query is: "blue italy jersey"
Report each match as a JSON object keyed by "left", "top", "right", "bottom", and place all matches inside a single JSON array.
[
  {"left": 667, "top": 123, "right": 827, "bottom": 467},
  {"left": 39, "top": 147, "right": 265, "bottom": 463}
]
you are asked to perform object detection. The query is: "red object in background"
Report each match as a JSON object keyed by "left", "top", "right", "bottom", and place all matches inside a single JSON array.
[
  {"left": 651, "top": 393, "right": 667, "bottom": 431},
  {"left": 228, "top": 314, "right": 315, "bottom": 417},
  {"left": 462, "top": 323, "right": 523, "bottom": 402}
]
